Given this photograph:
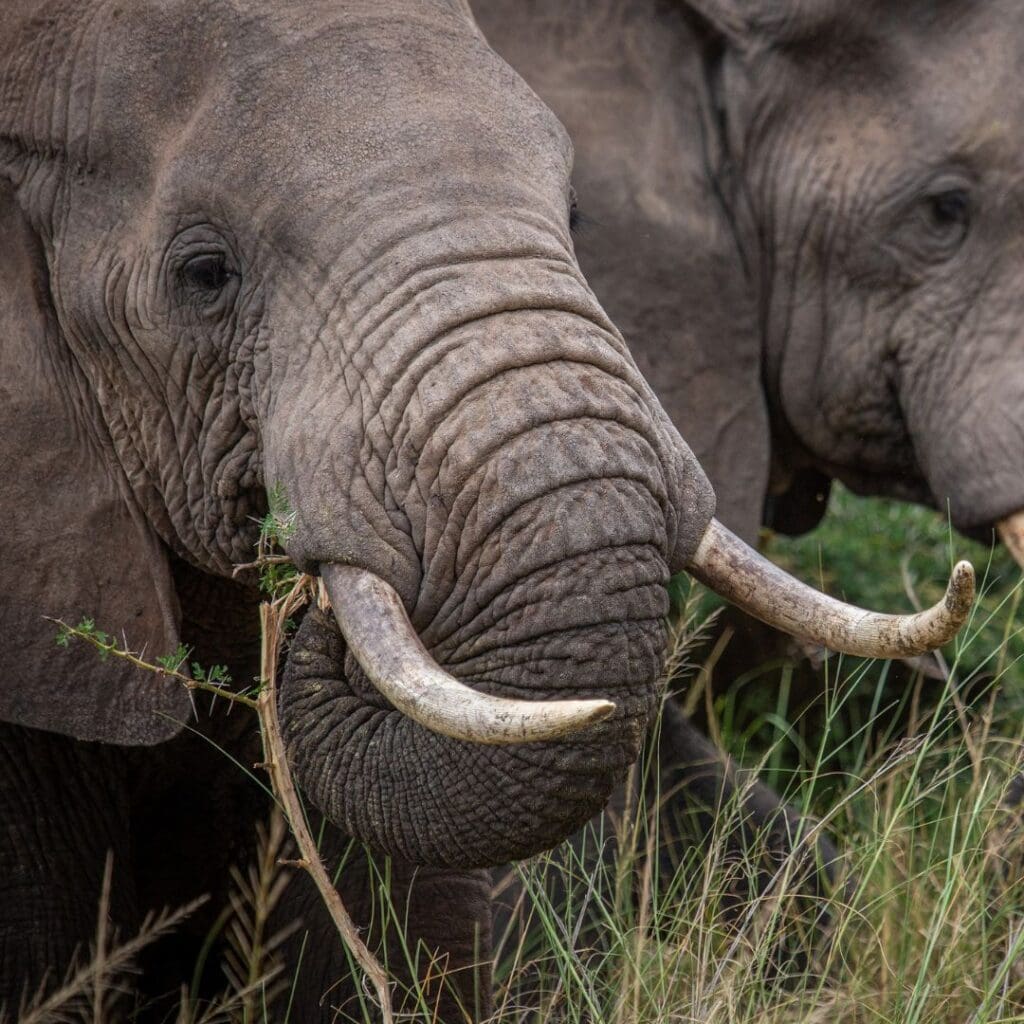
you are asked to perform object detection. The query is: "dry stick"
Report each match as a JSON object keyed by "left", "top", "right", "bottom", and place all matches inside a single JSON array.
[
  {"left": 232, "top": 554, "right": 294, "bottom": 578},
  {"left": 91, "top": 853, "right": 114, "bottom": 1024},
  {"left": 257, "top": 586, "right": 394, "bottom": 1024}
]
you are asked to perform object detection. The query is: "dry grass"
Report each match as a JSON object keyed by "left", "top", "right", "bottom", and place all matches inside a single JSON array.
[{"left": 481, "top": 569, "right": 1024, "bottom": 1024}]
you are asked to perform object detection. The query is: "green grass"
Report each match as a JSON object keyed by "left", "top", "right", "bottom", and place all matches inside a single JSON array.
[{"left": 766, "top": 485, "right": 1024, "bottom": 690}]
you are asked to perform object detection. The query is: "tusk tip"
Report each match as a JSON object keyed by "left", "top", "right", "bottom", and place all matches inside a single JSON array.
[
  {"left": 945, "top": 560, "right": 976, "bottom": 620},
  {"left": 997, "top": 514, "right": 1024, "bottom": 571}
]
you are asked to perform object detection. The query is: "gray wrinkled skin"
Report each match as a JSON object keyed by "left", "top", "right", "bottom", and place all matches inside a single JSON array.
[
  {"left": 0, "top": 0, "right": 715, "bottom": 1013},
  {"left": 477, "top": 0, "right": 1024, "bottom": 544}
]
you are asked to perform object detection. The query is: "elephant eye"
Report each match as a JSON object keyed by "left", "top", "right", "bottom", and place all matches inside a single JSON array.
[
  {"left": 920, "top": 187, "right": 971, "bottom": 254},
  {"left": 894, "top": 184, "right": 972, "bottom": 267},
  {"left": 927, "top": 188, "right": 970, "bottom": 231},
  {"left": 181, "top": 252, "right": 236, "bottom": 293}
]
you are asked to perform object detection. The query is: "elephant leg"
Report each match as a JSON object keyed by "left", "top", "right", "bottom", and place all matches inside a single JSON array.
[
  {"left": 278, "top": 821, "right": 492, "bottom": 1023},
  {"left": 653, "top": 699, "right": 843, "bottom": 892},
  {"left": 651, "top": 700, "right": 847, "bottom": 976},
  {"left": 0, "top": 722, "right": 137, "bottom": 1011}
]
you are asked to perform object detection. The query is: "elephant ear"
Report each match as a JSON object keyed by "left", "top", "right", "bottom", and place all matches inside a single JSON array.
[{"left": 0, "top": 182, "right": 191, "bottom": 745}]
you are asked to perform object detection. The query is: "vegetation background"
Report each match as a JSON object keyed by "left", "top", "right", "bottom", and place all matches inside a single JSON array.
[{"left": 486, "top": 486, "right": 1024, "bottom": 1024}]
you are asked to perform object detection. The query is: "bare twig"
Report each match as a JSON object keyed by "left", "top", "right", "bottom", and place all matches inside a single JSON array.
[
  {"left": 256, "top": 584, "right": 394, "bottom": 1023},
  {"left": 232, "top": 554, "right": 294, "bottom": 578},
  {"left": 91, "top": 854, "right": 113, "bottom": 1024}
]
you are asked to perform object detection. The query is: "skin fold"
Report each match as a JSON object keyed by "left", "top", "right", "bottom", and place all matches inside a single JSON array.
[{"left": 0, "top": 0, "right": 721, "bottom": 1016}]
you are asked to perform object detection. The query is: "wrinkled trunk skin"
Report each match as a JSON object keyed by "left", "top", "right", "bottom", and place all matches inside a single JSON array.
[
  {"left": 282, "top": 536, "right": 664, "bottom": 868},
  {"left": 276, "top": 278, "right": 712, "bottom": 866}
]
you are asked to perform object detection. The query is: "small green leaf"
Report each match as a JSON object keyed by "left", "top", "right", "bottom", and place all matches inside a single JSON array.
[{"left": 157, "top": 643, "right": 191, "bottom": 673}]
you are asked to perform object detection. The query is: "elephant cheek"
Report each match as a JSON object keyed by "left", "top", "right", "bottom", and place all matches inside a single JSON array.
[{"left": 278, "top": 608, "right": 658, "bottom": 868}]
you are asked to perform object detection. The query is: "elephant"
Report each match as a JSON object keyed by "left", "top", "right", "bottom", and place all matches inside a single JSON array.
[
  {"left": 0, "top": 0, "right": 974, "bottom": 1019},
  {"left": 476, "top": 0, "right": 1024, "bottom": 560}
]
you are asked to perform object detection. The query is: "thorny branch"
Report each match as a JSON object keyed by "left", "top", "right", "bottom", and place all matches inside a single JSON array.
[
  {"left": 47, "top": 618, "right": 259, "bottom": 710},
  {"left": 51, "top": 573, "right": 394, "bottom": 1022}
]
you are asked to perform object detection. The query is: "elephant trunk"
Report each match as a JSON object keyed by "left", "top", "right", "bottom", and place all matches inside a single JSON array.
[
  {"left": 270, "top": 239, "right": 973, "bottom": 867},
  {"left": 265, "top": 268, "right": 708, "bottom": 866},
  {"left": 278, "top": 364, "right": 681, "bottom": 865}
]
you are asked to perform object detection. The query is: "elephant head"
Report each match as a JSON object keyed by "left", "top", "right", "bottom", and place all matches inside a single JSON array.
[
  {"left": 477, "top": 0, "right": 1024, "bottom": 565},
  {"left": 693, "top": 0, "right": 1024, "bottom": 562},
  {"left": 0, "top": 0, "right": 971, "bottom": 871}
]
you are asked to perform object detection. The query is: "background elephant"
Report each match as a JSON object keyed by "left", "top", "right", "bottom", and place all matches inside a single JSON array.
[
  {"left": 477, "top": 0, "right": 1024, "bottom": 559},
  {"left": 475, "top": 0, "right": 1022, "bottom": 965}
]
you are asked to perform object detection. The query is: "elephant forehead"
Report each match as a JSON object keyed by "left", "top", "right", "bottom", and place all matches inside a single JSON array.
[
  {"left": 35, "top": 0, "right": 570, "bottom": 190},
  {"left": 204, "top": 37, "right": 569, "bottom": 203},
  {"left": 774, "top": 3, "right": 1024, "bottom": 167}
]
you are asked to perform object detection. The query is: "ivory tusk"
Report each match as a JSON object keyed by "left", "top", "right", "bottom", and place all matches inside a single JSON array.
[
  {"left": 321, "top": 564, "right": 616, "bottom": 745},
  {"left": 686, "top": 519, "right": 975, "bottom": 658},
  {"left": 997, "top": 512, "right": 1024, "bottom": 571}
]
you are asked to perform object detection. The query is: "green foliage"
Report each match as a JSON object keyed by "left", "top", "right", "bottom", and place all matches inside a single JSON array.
[
  {"left": 256, "top": 483, "right": 301, "bottom": 597},
  {"left": 157, "top": 642, "right": 192, "bottom": 673},
  {"left": 764, "top": 485, "right": 1024, "bottom": 724},
  {"left": 190, "top": 661, "right": 233, "bottom": 686},
  {"left": 766, "top": 484, "right": 1024, "bottom": 671},
  {"left": 56, "top": 618, "right": 111, "bottom": 658},
  {"left": 260, "top": 482, "right": 297, "bottom": 547}
]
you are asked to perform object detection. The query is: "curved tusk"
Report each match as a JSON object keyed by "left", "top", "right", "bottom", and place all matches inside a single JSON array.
[
  {"left": 997, "top": 512, "right": 1024, "bottom": 571},
  {"left": 686, "top": 519, "right": 975, "bottom": 658},
  {"left": 320, "top": 564, "right": 616, "bottom": 745}
]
